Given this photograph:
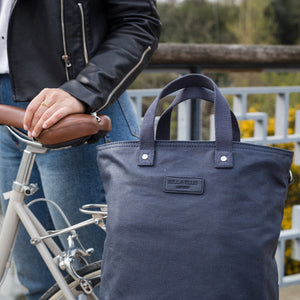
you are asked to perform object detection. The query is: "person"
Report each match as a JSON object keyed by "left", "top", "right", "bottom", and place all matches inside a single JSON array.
[{"left": 0, "top": 1, "right": 161, "bottom": 299}]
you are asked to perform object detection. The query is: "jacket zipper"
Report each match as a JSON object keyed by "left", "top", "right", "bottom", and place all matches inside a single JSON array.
[
  {"left": 6, "top": 0, "right": 18, "bottom": 86},
  {"left": 97, "top": 46, "right": 152, "bottom": 112},
  {"left": 60, "top": 0, "right": 71, "bottom": 80},
  {"left": 78, "top": 3, "right": 89, "bottom": 64}
]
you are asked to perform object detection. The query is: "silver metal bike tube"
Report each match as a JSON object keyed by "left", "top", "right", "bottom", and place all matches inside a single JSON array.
[
  {"left": 14, "top": 201, "right": 76, "bottom": 300},
  {"left": 0, "top": 147, "right": 37, "bottom": 281},
  {"left": 0, "top": 191, "right": 20, "bottom": 281},
  {"left": 25, "top": 208, "right": 62, "bottom": 257},
  {"left": 15, "top": 147, "right": 37, "bottom": 186}
]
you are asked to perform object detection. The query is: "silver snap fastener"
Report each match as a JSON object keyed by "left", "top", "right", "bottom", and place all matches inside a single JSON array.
[
  {"left": 220, "top": 155, "right": 227, "bottom": 162},
  {"left": 142, "top": 154, "right": 149, "bottom": 160}
]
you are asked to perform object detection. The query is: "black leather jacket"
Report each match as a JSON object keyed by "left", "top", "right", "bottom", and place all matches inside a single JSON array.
[{"left": 8, "top": 0, "right": 161, "bottom": 113}]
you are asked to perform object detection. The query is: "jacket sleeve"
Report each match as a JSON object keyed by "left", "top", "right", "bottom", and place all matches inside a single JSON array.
[{"left": 59, "top": 0, "right": 161, "bottom": 113}]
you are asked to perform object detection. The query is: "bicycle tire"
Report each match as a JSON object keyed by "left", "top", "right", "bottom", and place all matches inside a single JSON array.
[{"left": 40, "top": 260, "right": 101, "bottom": 300}]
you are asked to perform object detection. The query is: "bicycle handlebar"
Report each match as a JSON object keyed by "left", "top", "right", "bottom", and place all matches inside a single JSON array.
[{"left": 0, "top": 104, "right": 112, "bottom": 148}]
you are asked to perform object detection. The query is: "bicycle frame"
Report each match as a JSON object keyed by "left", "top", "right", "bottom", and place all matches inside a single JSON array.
[{"left": 0, "top": 127, "right": 100, "bottom": 299}]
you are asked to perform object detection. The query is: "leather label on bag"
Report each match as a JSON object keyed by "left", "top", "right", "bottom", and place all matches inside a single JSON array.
[{"left": 164, "top": 176, "right": 204, "bottom": 195}]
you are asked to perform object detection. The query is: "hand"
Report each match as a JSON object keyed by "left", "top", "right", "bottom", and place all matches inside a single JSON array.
[{"left": 23, "top": 88, "right": 86, "bottom": 138}]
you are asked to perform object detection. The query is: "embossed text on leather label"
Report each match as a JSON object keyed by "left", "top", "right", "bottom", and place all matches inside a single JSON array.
[{"left": 164, "top": 176, "right": 204, "bottom": 195}]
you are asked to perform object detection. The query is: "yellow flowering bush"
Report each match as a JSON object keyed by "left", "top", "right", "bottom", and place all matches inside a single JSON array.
[{"left": 239, "top": 105, "right": 300, "bottom": 275}]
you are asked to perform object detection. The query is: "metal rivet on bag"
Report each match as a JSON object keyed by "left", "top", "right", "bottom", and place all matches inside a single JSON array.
[
  {"left": 142, "top": 154, "right": 149, "bottom": 160},
  {"left": 220, "top": 156, "right": 227, "bottom": 162}
]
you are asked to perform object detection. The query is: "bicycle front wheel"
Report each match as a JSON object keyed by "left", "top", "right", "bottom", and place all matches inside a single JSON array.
[{"left": 40, "top": 260, "right": 101, "bottom": 300}]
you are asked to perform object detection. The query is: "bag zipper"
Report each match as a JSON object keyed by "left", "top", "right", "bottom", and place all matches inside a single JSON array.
[
  {"left": 96, "top": 46, "right": 152, "bottom": 112},
  {"left": 60, "top": 0, "right": 71, "bottom": 80},
  {"left": 78, "top": 3, "right": 89, "bottom": 64}
]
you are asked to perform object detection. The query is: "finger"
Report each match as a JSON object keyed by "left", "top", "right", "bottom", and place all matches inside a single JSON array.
[
  {"left": 27, "top": 104, "right": 51, "bottom": 137},
  {"left": 33, "top": 106, "right": 70, "bottom": 138},
  {"left": 23, "top": 89, "right": 48, "bottom": 131},
  {"left": 30, "top": 105, "right": 57, "bottom": 138},
  {"left": 38, "top": 95, "right": 86, "bottom": 130}
]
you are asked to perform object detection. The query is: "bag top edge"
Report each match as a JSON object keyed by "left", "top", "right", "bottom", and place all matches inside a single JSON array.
[{"left": 97, "top": 140, "right": 293, "bottom": 157}]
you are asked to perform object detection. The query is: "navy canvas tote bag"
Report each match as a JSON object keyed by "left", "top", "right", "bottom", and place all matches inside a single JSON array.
[{"left": 97, "top": 74, "right": 293, "bottom": 300}]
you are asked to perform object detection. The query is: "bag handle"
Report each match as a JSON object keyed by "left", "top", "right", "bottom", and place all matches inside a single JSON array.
[
  {"left": 138, "top": 74, "right": 237, "bottom": 168},
  {"left": 155, "top": 86, "right": 240, "bottom": 141}
]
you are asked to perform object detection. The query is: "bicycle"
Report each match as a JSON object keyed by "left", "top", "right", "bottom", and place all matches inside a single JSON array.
[{"left": 0, "top": 104, "right": 112, "bottom": 299}]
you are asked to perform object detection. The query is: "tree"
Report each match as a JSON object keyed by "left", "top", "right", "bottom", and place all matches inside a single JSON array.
[
  {"left": 157, "top": 0, "right": 238, "bottom": 43},
  {"left": 229, "top": 0, "right": 277, "bottom": 44},
  {"left": 268, "top": 0, "right": 300, "bottom": 44}
]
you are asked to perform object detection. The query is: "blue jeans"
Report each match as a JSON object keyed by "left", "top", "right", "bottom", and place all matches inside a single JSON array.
[{"left": 0, "top": 74, "right": 139, "bottom": 299}]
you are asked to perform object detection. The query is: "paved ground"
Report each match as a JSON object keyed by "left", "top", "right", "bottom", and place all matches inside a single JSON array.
[{"left": 279, "top": 284, "right": 300, "bottom": 300}]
